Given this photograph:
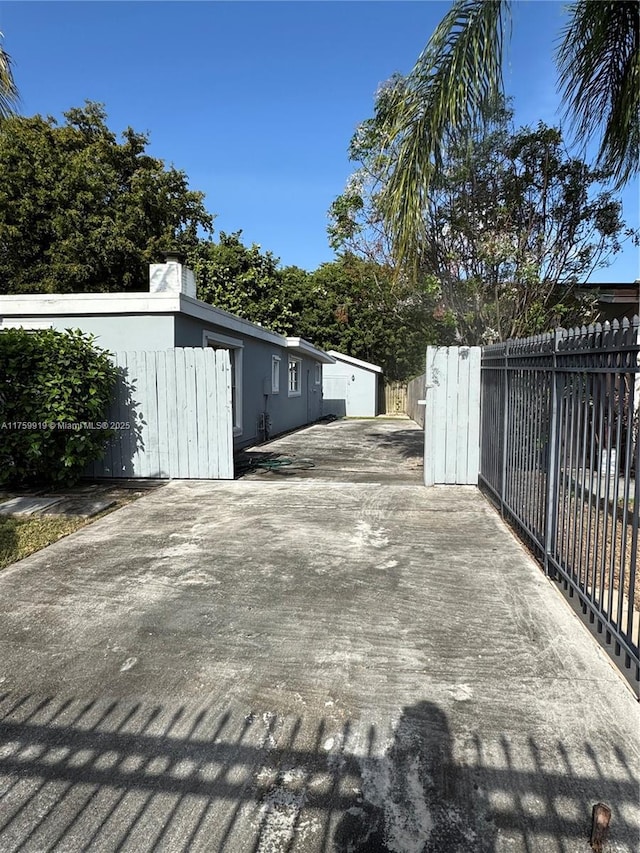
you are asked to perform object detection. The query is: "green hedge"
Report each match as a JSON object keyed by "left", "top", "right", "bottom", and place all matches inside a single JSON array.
[{"left": 0, "top": 328, "right": 119, "bottom": 487}]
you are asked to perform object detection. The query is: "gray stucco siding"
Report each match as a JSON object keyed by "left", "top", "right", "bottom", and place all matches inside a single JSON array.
[
  {"left": 178, "top": 314, "right": 325, "bottom": 449},
  {"left": 237, "top": 336, "right": 283, "bottom": 448},
  {"left": 173, "top": 314, "right": 212, "bottom": 348},
  {"left": 233, "top": 345, "right": 323, "bottom": 450},
  {"left": 46, "top": 314, "right": 175, "bottom": 353},
  {"left": 266, "top": 354, "right": 323, "bottom": 444}
]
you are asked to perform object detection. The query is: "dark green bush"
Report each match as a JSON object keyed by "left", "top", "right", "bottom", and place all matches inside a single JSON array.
[{"left": 0, "top": 328, "right": 119, "bottom": 486}]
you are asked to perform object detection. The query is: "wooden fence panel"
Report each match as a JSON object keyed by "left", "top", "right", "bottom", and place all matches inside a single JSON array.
[
  {"left": 424, "top": 346, "right": 481, "bottom": 486},
  {"left": 406, "top": 373, "right": 426, "bottom": 427},
  {"left": 384, "top": 381, "right": 407, "bottom": 414},
  {"left": 89, "top": 348, "right": 233, "bottom": 480}
]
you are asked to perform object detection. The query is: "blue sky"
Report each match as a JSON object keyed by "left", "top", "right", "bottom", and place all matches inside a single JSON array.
[{"left": 1, "top": 0, "right": 638, "bottom": 283}]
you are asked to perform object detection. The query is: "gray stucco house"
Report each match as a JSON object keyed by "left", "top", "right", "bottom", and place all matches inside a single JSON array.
[{"left": 0, "top": 259, "right": 334, "bottom": 457}]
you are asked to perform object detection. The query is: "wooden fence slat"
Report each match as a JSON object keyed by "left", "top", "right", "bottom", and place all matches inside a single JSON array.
[
  {"left": 455, "top": 349, "right": 470, "bottom": 483},
  {"left": 433, "top": 347, "right": 449, "bottom": 485},
  {"left": 116, "top": 352, "right": 131, "bottom": 477},
  {"left": 131, "top": 352, "right": 147, "bottom": 477},
  {"left": 184, "top": 348, "right": 198, "bottom": 478},
  {"left": 91, "top": 353, "right": 119, "bottom": 478},
  {"left": 165, "top": 348, "right": 180, "bottom": 478},
  {"left": 204, "top": 348, "right": 219, "bottom": 479},
  {"left": 143, "top": 351, "right": 161, "bottom": 478},
  {"left": 424, "top": 347, "right": 440, "bottom": 485},
  {"left": 445, "top": 347, "right": 459, "bottom": 483},
  {"left": 193, "top": 348, "right": 209, "bottom": 478},
  {"left": 215, "top": 349, "right": 234, "bottom": 479},
  {"left": 424, "top": 349, "right": 434, "bottom": 486},
  {"left": 135, "top": 351, "right": 151, "bottom": 478},
  {"left": 155, "top": 351, "right": 170, "bottom": 478},
  {"left": 174, "top": 349, "right": 189, "bottom": 477},
  {"left": 119, "top": 351, "right": 136, "bottom": 477}
]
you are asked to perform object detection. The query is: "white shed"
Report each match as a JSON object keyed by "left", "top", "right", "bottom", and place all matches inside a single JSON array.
[{"left": 322, "top": 351, "right": 382, "bottom": 417}]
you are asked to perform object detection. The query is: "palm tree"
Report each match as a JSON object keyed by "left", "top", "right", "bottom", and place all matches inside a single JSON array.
[
  {"left": 0, "top": 33, "right": 19, "bottom": 119},
  {"left": 378, "top": 0, "right": 639, "bottom": 273}
]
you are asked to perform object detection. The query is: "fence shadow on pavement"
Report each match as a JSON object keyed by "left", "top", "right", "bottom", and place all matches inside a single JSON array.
[
  {"left": 367, "top": 428, "right": 424, "bottom": 462},
  {"left": 0, "top": 692, "right": 638, "bottom": 852}
]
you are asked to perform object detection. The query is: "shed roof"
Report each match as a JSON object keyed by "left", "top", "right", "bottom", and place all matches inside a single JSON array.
[{"left": 326, "top": 350, "right": 383, "bottom": 373}]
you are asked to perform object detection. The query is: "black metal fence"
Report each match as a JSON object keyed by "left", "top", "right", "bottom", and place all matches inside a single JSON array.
[{"left": 480, "top": 317, "right": 639, "bottom": 686}]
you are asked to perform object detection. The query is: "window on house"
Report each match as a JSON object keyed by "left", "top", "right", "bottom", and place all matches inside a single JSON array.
[
  {"left": 314, "top": 363, "right": 322, "bottom": 384},
  {"left": 288, "top": 357, "right": 301, "bottom": 396},
  {"left": 272, "top": 355, "right": 281, "bottom": 394}
]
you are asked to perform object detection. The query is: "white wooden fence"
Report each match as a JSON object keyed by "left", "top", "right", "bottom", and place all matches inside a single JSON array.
[
  {"left": 424, "top": 346, "right": 481, "bottom": 486},
  {"left": 87, "top": 348, "right": 234, "bottom": 480}
]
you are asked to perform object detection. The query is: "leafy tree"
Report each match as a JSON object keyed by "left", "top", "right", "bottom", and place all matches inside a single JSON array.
[
  {"left": 189, "top": 232, "right": 301, "bottom": 335},
  {"left": 0, "top": 33, "right": 18, "bottom": 119},
  {"left": 292, "top": 254, "right": 454, "bottom": 380},
  {"left": 191, "top": 235, "right": 449, "bottom": 379},
  {"left": 361, "top": 0, "right": 639, "bottom": 273},
  {"left": 0, "top": 102, "right": 213, "bottom": 294},
  {"left": 331, "top": 99, "right": 634, "bottom": 344}
]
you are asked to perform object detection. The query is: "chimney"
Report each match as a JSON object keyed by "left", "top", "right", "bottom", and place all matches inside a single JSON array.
[{"left": 149, "top": 253, "right": 197, "bottom": 299}]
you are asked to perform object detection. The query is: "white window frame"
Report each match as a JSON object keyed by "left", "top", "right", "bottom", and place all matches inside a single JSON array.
[
  {"left": 288, "top": 357, "right": 302, "bottom": 397},
  {"left": 314, "top": 363, "right": 322, "bottom": 384},
  {"left": 203, "top": 331, "right": 244, "bottom": 436},
  {"left": 271, "top": 355, "right": 281, "bottom": 394}
]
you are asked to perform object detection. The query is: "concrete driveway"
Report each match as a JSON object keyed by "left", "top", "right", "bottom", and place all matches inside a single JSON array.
[
  {"left": 0, "top": 419, "right": 638, "bottom": 852},
  {"left": 237, "top": 418, "right": 424, "bottom": 484}
]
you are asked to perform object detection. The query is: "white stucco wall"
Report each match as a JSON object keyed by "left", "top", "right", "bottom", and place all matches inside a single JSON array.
[{"left": 323, "top": 353, "right": 381, "bottom": 417}]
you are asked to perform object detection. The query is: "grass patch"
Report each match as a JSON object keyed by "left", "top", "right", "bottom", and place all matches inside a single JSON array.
[
  {"left": 0, "top": 482, "right": 163, "bottom": 572},
  {"left": 0, "top": 515, "right": 86, "bottom": 571}
]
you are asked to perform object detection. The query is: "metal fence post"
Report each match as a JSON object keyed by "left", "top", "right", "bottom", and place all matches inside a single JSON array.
[
  {"left": 544, "top": 329, "right": 562, "bottom": 576},
  {"left": 500, "top": 341, "right": 510, "bottom": 516}
]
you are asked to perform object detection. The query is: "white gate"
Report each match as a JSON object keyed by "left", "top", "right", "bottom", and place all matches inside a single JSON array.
[
  {"left": 87, "top": 348, "right": 234, "bottom": 480},
  {"left": 424, "top": 346, "right": 481, "bottom": 486}
]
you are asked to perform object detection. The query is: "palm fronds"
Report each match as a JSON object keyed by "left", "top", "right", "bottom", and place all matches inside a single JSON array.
[
  {"left": 557, "top": 1, "right": 640, "bottom": 187},
  {"left": 0, "top": 33, "right": 19, "bottom": 119},
  {"left": 378, "top": 0, "right": 510, "bottom": 276}
]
